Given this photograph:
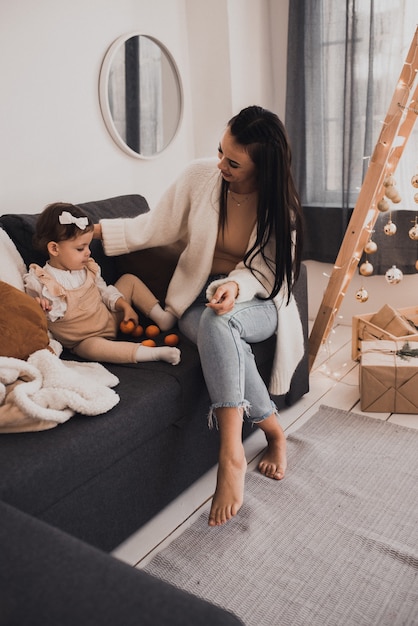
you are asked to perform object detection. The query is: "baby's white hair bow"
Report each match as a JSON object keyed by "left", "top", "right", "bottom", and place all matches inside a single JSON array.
[{"left": 59, "top": 211, "right": 89, "bottom": 230}]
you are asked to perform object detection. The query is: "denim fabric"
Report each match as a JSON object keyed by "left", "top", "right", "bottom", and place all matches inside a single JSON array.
[{"left": 179, "top": 291, "right": 278, "bottom": 424}]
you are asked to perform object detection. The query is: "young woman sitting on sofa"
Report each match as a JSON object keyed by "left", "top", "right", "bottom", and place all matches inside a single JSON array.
[{"left": 94, "top": 105, "right": 305, "bottom": 527}]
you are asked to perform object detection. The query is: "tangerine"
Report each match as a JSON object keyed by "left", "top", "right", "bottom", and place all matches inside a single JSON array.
[
  {"left": 145, "top": 324, "right": 160, "bottom": 338},
  {"left": 164, "top": 333, "right": 179, "bottom": 347},
  {"left": 120, "top": 319, "right": 136, "bottom": 334},
  {"left": 131, "top": 324, "right": 144, "bottom": 337},
  {"left": 141, "top": 339, "right": 156, "bottom": 347}
]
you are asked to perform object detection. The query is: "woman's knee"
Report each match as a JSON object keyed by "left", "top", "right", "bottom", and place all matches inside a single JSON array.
[
  {"left": 179, "top": 306, "right": 204, "bottom": 344},
  {"left": 196, "top": 307, "right": 231, "bottom": 341}
]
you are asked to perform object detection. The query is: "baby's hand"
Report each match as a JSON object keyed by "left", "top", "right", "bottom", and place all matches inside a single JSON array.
[
  {"left": 122, "top": 304, "right": 139, "bottom": 327},
  {"left": 35, "top": 296, "right": 52, "bottom": 313},
  {"left": 115, "top": 297, "right": 139, "bottom": 326}
]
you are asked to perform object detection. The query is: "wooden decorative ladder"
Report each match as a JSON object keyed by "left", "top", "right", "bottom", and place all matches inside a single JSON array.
[{"left": 309, "top": 27, "right": 418, "bottom": 371}]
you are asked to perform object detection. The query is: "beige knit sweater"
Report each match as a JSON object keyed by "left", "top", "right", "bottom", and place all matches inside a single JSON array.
[{"left": 100, "top": 158, "right": 304, "bottom": 395}]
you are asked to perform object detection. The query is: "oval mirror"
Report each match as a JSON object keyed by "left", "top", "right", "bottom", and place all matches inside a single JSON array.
[{"left": 99, "top": 33, "right": 183, "bottom": 158}]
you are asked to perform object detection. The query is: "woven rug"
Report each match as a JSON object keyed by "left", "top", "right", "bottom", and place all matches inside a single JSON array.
[{"left": 145, "top": 405, "right": 418, "bottom": 626}]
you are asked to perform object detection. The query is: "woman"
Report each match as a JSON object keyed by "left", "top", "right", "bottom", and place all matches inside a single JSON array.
[{"left": 95, "top": 105, "right": 304, "bottom": 526}]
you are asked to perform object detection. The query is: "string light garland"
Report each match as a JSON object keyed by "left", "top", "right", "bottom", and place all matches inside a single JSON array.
[{"left": 309, "top": 29, "right": 418, "bottom": 369}]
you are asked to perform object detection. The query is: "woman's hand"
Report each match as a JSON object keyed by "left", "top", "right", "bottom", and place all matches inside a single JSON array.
[{"left": 206, "top": 281, "right": 239, "bottom": 315}]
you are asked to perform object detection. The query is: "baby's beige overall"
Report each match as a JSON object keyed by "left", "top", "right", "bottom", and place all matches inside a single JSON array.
[{"left": 31, "top": 259, "right": 158, "bottom": 363}]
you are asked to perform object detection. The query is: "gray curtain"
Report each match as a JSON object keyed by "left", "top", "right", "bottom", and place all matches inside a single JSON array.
[{"left": 286, "top": 0, "right": 418, "bottom": 273}]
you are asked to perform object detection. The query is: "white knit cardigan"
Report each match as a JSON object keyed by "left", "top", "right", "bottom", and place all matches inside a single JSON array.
[{"left": 100, "top": 158, "right": 304, "bottom": 395}]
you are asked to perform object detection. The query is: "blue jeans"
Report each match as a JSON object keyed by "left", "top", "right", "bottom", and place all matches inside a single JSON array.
[{"left": 179, "top": 293, "right": 278, "bottom": 426}]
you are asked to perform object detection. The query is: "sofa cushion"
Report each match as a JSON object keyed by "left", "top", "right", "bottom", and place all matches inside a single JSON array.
[
  {"left": 0, "top": 194, "right": 180, "bottom": 302},
  {"left": 115, "top": 245, "right": 181, "bottom": 304},
  {"left": 0, "top": 281, "right": 49, "bottom": 359},
  {"left": 0, "top": 195, "right": 150, "bottom": 285},
  {"left": 0, "top": 228, "right": 27, "bottom": 290},
  {"left": 0, "top": 334, "right": 211, "bottom": 542}
]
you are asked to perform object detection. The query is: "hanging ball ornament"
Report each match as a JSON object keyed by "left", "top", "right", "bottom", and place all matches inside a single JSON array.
[
  {"left": 385, "top": 174, "right": 398, "bottom": 187},
  {"left": 384, "top": 220, "right": 397, "bottom": 236},
  {"left": 385, "top": 265, "right": 403, "bottom": 285},
  {"left": 364, "top": 240, "right": 377, "bottom": 254},
  {"left": 408, "top": 224, "right": 418, "bottom": 240},
  {"left": 411, "top": 174, "right": 418, "bottom": 189},
  {"left": 383, "top": 174, "right": 396, "bottom": 188},
  {"left": 359, "top": 261, "right": 374, "bottom": 276},
  {"left": 384, "top": 185, "right": 401, "bottom": 203},
  {"left": 377, "top": 197, "right": 390, "bottom": 212},
  {"left": 414, "top": 192, "right": 418, "bottom": 204},
  {"left": 383, "top": 174, "right": 401, "bottom": 203},
  {"left": 355, "top": 287, "right": 369, "bottom": 302},
  {"left": 416, "top": 260, "right": 418, "bottom": 271}
]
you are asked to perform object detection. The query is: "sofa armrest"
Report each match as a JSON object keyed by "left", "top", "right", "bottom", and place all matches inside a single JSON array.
[{"left": 0, "top": 500, "right": 243, "bottom": 626}]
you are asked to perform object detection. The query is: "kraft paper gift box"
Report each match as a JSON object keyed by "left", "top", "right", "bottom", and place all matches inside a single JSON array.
[
  {"left": 352, "top": 304, "right": 418, "bottom": 360},
  {"left": 369, "top": 303, "right": 418, "bottom": 337},
  {"left": 360, "top": 340, "right": 418, "bottom": 413}
]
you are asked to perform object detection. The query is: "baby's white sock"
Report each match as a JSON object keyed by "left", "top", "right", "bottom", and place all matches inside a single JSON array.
[
  {"left": 149, "top": 304, "right": 177, "bottom": 331},
  {"left": 135, "top": 345, "right": 181, "bottom": 365}
]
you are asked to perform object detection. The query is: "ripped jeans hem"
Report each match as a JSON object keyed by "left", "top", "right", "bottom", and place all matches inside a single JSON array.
[
  {"left": 207, "top": 401, "right": 251, "bottom": 430},
  {"left": 250, "top": 402, "right": 280, "bottom": 425},
  {"left": 208, "top": 400, "right": 280, "bottom": 430},
  {"left": 207, "top": 400, "right": 280, "bottom": 429}
]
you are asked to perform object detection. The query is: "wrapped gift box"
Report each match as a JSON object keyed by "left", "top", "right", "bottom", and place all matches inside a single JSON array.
[
  {"left": 360, "top": 340, "right": 418, "bottom": 413},
  {"left": 352, "top": 304, "right": 418, "bottom": 360}
]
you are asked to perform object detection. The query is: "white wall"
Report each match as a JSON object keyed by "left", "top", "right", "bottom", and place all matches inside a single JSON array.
[
  {"left": 0, "top": 0, "right": 287, "bottom": 213},
  {"left": 184, "top": 0, "right": 288, "bottom": 158},
  {"left": 1, "top": 0, "right": 193, "bottom": 212},
  {"left": 1, "top": 0, "right": 415, "bottom": 324}
]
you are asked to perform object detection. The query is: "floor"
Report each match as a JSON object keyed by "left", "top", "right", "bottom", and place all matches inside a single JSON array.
[{"left": 112, "top": 323, "right": 418, "bottom": 568}]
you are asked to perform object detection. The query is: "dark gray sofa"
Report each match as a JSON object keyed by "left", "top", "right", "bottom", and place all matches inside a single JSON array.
[
  {"left": 0, "top": 499, "right": 243, "bottom": 626},
  {"left": 0, "top": 195, "right": 309, "bottom": 625}
]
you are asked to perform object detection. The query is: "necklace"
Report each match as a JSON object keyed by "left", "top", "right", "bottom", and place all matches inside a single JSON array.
[{"left": 227, "top": 190, "right": 255, "bottom": 207}]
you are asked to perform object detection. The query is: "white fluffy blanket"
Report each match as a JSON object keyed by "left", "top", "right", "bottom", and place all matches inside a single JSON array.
[{"left": 0, "top": 349, "right": 120, "bottom": 432}]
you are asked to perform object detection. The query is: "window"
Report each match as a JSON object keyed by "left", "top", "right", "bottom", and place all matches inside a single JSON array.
[
  {"left": 286, "top": 1, "right": 417, "bottom": 209},
  {"left": 286, "top": 1, "right": 418, "bottom": 270}
]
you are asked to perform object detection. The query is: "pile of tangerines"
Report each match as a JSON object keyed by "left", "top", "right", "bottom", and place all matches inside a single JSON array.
[{"left": 119, "top": 319, "right": 179, "bottom": 347}]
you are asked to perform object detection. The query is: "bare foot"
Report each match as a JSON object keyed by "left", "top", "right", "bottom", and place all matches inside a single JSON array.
[
  {"left": 208, "top": 451, "right": 247, "bottom": 527},
  {"left": 258, "top": 425, "right": 287, "bottom": 480}
]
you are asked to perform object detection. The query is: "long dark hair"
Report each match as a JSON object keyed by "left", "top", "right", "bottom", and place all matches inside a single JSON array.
[{"left": 219, "top": 105, "right": 303, "bottom": 302}]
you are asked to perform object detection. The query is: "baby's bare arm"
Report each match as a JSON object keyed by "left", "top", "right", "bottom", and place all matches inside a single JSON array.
[{"left": 114, "top": 297, "right": 139, "bottom": 325}]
